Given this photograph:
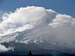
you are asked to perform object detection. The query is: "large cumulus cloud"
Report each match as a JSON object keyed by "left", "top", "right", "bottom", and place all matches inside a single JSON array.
[{"left": 0, "top": 6, "right": 75, "bottom": 53}]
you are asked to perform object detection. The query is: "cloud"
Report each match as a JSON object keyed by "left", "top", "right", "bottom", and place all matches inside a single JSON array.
[
  {"left": 0, "top": 44, "right": 13, "bottom": 52},
  {"left": 0, "top": 6, "right": 57, "bottom": 42},
  {"left": 0, "top": 6, "right": 75, "bottom": 53}
]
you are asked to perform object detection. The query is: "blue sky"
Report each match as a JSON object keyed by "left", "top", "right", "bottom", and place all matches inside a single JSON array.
[{"left": 0, "top": 0, "right": 75, "bottom": 17}]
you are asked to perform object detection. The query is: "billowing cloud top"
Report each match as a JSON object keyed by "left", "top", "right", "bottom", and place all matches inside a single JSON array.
[{"left": 0, "top": 6, "right": 75, "bottom": 53}]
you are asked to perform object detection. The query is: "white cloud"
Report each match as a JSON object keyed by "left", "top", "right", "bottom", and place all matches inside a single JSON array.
[
  {"left": 0, "top": 6, "right": 75, "bottom": 53},
  {"left": 0, "top": 44, "right": 13, "bottom": 52}
]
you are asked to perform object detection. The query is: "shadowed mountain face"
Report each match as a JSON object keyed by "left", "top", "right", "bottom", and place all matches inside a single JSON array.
[{"left": 1, "top": 42, "right": 75, "bottom": 56}]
